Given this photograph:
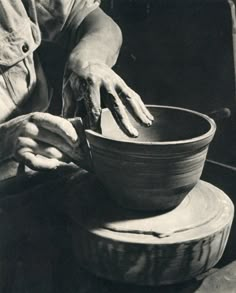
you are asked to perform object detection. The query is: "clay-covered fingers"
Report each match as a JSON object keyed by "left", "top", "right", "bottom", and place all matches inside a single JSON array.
[
  {"left": 16, "top": 137, "right": 68, "bottom": 160},
  {"left": 15, "top": 137, "right": 69, "bottom": 170},
  {"left": 62, "top": 62, "right": 153, "bottom": 137},
  {"left": 101, "top": 73, "right": 153, "bottom": 136},
  {"left": 18, "top": 113, "right": 79, "bottom": 165},
  {"left": 83, "top": 82, "right": 102, "bottom": 131},
  {"left": 69, "top": 117, "right": 93, "bottom": 171},
  {"left": 16, "top": 152, "right": 68, "bottom": 171},
  {"left": 105, "top": 89, "right": 138, "bottom": 137},
  {"left": 20, "top": 121, "right": 76, "bottom": 158},
  {"left": 116, "top": 79, "right": 154, "bottom": 125},
  {"left": 30, "top": 112, "right": 78, "bottom": 145}
]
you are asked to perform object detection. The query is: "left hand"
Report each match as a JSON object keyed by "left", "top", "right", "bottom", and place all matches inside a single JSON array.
[{"left": 62, "top": 62, "right": 153, "bottom": 137}]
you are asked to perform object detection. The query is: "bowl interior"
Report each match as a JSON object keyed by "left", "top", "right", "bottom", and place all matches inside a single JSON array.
[{"left": 100, "top": 106, "right": 213, "bottom": 143}]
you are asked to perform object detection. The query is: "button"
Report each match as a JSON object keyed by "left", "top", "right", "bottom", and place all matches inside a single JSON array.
[{"left": 22, "top": 43, "right": 29, "bottom": 53}]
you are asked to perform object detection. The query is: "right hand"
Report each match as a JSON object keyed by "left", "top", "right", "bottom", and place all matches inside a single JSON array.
[
  {"left": 62, "top": 63, "right": 154, "bottom": 137},
  {"left": 7, "top": 112, "right": 81, "bottom": 171}
]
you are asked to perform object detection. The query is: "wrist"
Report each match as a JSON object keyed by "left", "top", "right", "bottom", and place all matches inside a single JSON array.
[
  {"left": 68, "top": 34, "right": 120, "bottom": 73},
  {"left": 67, "top": 52, "right": 108, "bottom": 77}
]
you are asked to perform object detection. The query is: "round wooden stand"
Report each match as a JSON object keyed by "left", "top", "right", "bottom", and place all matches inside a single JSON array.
[{"left": 69, "top": 179, "right": 234, "bottom": 286}]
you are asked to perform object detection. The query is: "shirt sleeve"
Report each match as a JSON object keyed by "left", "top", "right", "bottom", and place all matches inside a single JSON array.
[{"left": 36, "top": 0, "right": 100, "bottom": 42}]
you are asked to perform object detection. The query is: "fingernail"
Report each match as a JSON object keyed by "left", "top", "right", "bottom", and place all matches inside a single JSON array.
[
  {"left": 130, "top": 127, "right": 138, "bottom": 137},
  {"left": 71, "top": 136, "right": 78, "bottom": 143},
  {"left": 68, "top": 134, "right": 78, "bottom": 144},
  {"left": 144, "top": 109, "right": 154, "bottom": 120},
  {"left": 145, "top": 120, "right": 152, "bottom": 127},
  {"left": 142, "top": 116, "right": 153, "bottom": 126},
  {"left": 147, "top": 112, "right": 154, "bottom": 120}
]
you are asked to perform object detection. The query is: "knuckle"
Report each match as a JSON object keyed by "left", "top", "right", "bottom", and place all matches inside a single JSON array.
[
  {"left": 61, "top": 118, "right": 75, "bottom": 133},
  {"left": 22, "top": 122, "right": 38, "bottom": 136},
  {"left": 107, "top": 88, "right": 117, "bottom": 98},
  {"left": 31, "top": 112, "right": 41, "bottom": 120},
  {"left": 15, "top": 147, "right": 29, "bottom": 159},
  {"left": 105, "top": 78, "right": 115, "bottom": 87},
  {"left": 46, "top": 147, "right": 62, "bottom": 159},
  {"left": 45, "top": 148, "right": 54, "bottom": 157},
  {"left": 32, "top": 112, "right": 52, "bottom": 121},
  {"left": 133, "top": 92, "right": 141, "bottom": 101},
  {"left": 21, "top": 122, "right": 31, "bottom": 135},
  {"left": 59, "top": 118, "right": 67, "bottom": 128},
  {"left": 103, "top": 78, "right": 113, "bottom": 88},
  {"left": 107, "top": 76, "right": 116, "bottom": 84},
  {"left": 129, "top": 95, "right": 139, "bottom": 106},
  {"left": 16, "top": 137, "right": 25, "bottom": 148}
]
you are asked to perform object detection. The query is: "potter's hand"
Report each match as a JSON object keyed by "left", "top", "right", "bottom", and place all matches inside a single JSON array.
[
  {"left": 62, "top": 62, "right": 154, "bottom": 137},
  {"left": 3, "top": 112, "right": 84, "bottom": 170}
]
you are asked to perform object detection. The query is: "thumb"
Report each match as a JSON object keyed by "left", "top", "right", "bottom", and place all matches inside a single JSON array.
[{"left": 69, "top": 117, "right": 93, "bottom": 172}]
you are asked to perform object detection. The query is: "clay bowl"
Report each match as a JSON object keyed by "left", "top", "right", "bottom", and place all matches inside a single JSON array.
[{"left": 85, "top": 105, "right": 216, "bottom": 211}]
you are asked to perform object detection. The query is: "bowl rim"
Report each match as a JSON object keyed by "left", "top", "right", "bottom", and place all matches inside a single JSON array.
[{"left": 85, "top": 105, "right": 216, "bottom": 145}]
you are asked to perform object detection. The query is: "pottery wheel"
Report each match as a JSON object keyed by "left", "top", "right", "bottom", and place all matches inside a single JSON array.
[{"left": 68, "top": 178, "right": 234, "bottom": 286}]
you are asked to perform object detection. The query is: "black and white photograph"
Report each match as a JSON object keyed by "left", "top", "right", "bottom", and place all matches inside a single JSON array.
[{"left": 0, "top": 0, "right": 236, "bottom": 292}]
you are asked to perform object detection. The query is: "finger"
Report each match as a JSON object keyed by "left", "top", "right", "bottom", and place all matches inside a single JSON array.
[
  {"left": 69, "top": 117, "right": 93, "bottom": 170},
  {"left": 22, "top": 122, "right": 76, "bottom": 157},
  {"left": 69, "top": 117, "right": 87, "bottom": 149},
  {"left": 120, "top": 92, "right": 152, "bottom": 126},
  {"left": 132, "top": 91, "right": 154, "bottom": 121},
  {"left": 16, "top": 137, "right": 70, "bottom": 161},
  {"left": 15, "top": 148, "right": 67, "bottom": 171},
  {"left": 62, "top": 81, "right": 77, "bottom": 118},
  {"left": 116, "top": 76, "right": 154, "bottom": 121},
  {"left": 83, "top": 83, "right": 102, "bottom": 132},
  {"left": 117, "top": 82, "right": 154, "bottom": 122},
  {"left": 30, "top": 113, "right": 78, "bottom": 145},
  {"left": 104, "top": 89, "right": 138, "bottom": 137}
]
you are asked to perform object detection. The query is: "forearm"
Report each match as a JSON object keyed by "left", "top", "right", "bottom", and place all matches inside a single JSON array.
[{"left": 68, "top": 8, "right": 122, "bottom": 71}]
